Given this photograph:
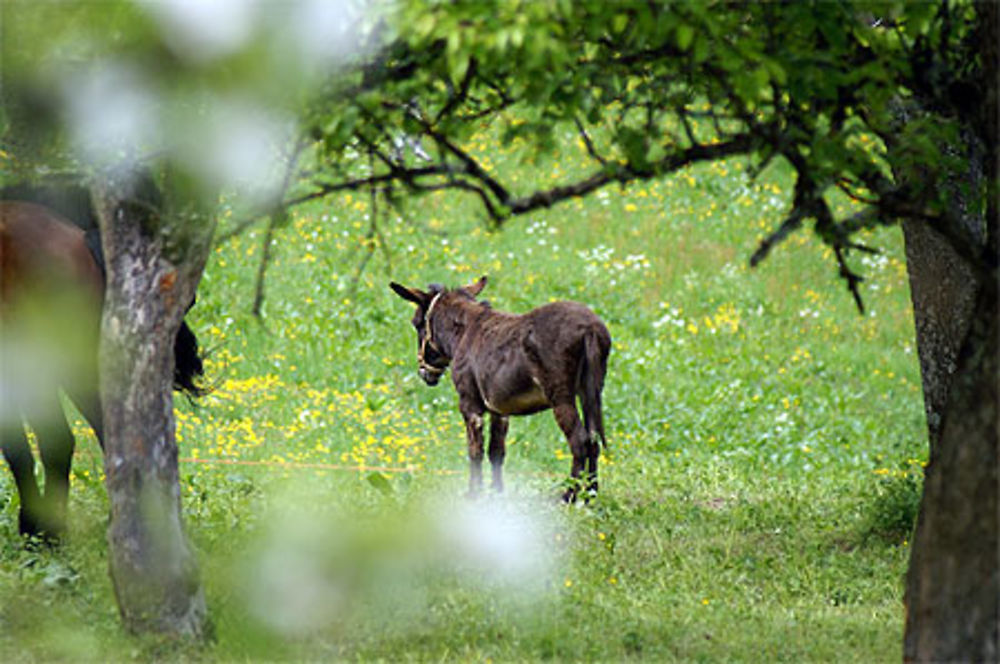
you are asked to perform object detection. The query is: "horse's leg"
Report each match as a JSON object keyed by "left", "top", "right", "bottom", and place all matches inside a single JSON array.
[
  {"left": 552, "top": 402, "right": 589, "bottom": 503},
  {"left": 488, "top": 414, "right": 509, "bottom": 492},
  {"left": 33, "top": 394, "right": 75, "bottom": 539},
  {"left": 1, "top": 418, "right": 45, "bottom": 537},
  {"left": 459, "top": 398, "right": 486, "bottom": 497}
]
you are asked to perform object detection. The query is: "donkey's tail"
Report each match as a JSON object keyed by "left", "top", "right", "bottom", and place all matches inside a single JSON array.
[{"left": 581, "top": 328, "right": 610, "bottom": 449}]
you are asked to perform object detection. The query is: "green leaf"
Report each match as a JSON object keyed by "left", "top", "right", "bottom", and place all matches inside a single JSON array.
[
  {"left": 676, "top": 24, "right": 694, "bottom": 51},
  {"left": 510, "top": 25, "right": 524, "bottom": 48},
  {"left": 618, "top": 126, "right": 648, "bottom": 168},
  {"left": 693, "top": 34, "right": 710, "bottom": 63},
  {"left": 764, "top": 58, "right": 787, "bottom": 87},
  {"left": 447, "top": 29, "right": 461, "bottom": 55},
  {"left": 367, "top": 471, "right": 394, "bottom": 497},
  {"left": 449, "top": 53, "right": 471, "bottom": 85},
  {"left": 645, "top": 142, "right": 666, "bottom": 164}
]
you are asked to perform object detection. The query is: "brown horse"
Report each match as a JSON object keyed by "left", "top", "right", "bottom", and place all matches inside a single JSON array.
[
  {"left": 0, "top": 192, "right": 204, "bottom": 542},
  {"left": 390, "top": 277, "right": 611, "bottom": 501}
]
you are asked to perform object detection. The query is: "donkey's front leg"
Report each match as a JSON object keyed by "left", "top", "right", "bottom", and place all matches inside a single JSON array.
[
  {"left": 488, "top": 414, "right": 509, "bottom": 492},
  {"left": 459, "top": 399, "right": 486, "bottom": 497}
]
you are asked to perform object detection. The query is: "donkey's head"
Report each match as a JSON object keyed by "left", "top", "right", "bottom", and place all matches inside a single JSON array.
[{"left": 389, "top": 276, "right": 487, "bottom": 386}]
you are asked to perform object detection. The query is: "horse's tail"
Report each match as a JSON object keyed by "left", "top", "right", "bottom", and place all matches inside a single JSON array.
[
  {"left": 173, "top": 320, "right": 208, "bottom": 399},
  {"left": 581, "top": 327, "right": 609, "bottom": 449}
]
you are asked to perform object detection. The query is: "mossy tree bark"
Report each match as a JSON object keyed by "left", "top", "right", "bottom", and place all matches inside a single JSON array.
[{"left": 93, "top": 172, "right": 213, "bottom": 639}]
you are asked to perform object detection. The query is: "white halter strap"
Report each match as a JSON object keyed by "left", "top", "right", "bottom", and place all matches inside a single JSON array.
[{"left": 419, "top": 292, "right": 447, "bottom": 376}]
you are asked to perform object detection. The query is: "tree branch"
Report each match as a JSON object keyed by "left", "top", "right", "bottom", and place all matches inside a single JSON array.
[
  {"left": 574, "top": 116, "right": 608, "bottom": 167},
  {"left": 424, "top": 124, "right": 512, "bottom": 204},
  {"left": 749, "top": 205, "right": 808, "bottom": 268},
  {"left": 285, "top": 165, "right": 455, "bottom": 207},
  {"left": 435, "top": 57, "right": 478, "bottom": 124},
  {"left": 251, "top": 214, "right": 277, "bottom": 323},
  {"left": 834, "top": 244, "right": 866, "bottom": 314},
  {"left": 505, "top": 133, "right": 755, "bottom": 218}
]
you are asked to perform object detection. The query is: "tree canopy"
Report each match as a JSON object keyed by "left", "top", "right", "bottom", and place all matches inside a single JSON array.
[
  {"left": 293, "top": 0, "right": 994, "bottom": 310},
  {"left": 3, "top": 1, "right": 992, "bottom": 293}
]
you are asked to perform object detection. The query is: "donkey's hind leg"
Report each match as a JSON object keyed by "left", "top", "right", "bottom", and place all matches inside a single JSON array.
[
  {"left": 584, "top": 438, "right": 600, "bottom": 497},
  {"left": 488, "top": 414, "right": 509, "bottom": 492},
  {"left": 1, "top": 418, "right": 45, "bottom": 538},
  {"left": 553, "top": 402, "right": 589, "bottom": 502}
]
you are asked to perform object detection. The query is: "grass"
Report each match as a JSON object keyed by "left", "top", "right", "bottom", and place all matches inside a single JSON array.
[{"left": 0, "top": 123, "right": 925, "bottom": 661}]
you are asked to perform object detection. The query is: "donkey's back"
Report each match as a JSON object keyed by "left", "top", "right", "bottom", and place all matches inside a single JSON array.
[{"left": 461, "top": 301, "right": 609, "bottom": 419}]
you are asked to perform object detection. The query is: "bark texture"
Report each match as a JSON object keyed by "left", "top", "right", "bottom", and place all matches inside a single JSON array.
[
  {"left": 903, "top": 276, "right": 998, "bottom": 662},
  {"left": 94, "top": 175, "right": 211, "bottom": 639},
  {"left": 901, "top": 220, "right": 980, "bottom": 445},
  {"left": 902, "top": 4, "right": 999, "bottom": 659}
]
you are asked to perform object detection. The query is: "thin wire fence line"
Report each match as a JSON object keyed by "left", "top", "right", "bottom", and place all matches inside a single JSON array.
[
  {"left": 70, "top": 444, "right": 562, "bottom": 478},
  {"left": 181, "top": 456, "right": 562, "bottom": 478},
  {"left": 179, "top": 456, "right": 449, "bottom": 475}
]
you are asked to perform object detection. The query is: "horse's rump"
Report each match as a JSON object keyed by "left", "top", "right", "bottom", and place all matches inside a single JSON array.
[
  {"left": 0, "top": 201, "right": 103, "bottom": 304},
  {"left": 1, "top": 187, "right": 206, "bottom": 540}
]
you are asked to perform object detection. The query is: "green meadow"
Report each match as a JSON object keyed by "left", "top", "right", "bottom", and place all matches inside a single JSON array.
[{"left": 1, "top": 127, "right": 925, "bottom": 661}]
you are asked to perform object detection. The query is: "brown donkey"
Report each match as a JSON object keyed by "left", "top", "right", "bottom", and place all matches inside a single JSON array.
[{"left": 390, "top": 277, "right": 611, "bottom": 501}]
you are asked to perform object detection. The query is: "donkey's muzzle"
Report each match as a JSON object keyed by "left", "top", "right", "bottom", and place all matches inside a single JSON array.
[
  {"left": 418, "top": 355, "right": 447, "bottom": 385},
  {"left": 419, "top": 366, "right": 443, "bottom": 385}
]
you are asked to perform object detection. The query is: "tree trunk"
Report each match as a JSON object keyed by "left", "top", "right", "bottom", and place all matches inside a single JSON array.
[
  {"left": 903, "top": 273, "right": 998, "bottom": 662},
  {"left": 93, "top": 174, "right": 212, "bottom": 639},
  {"left": 900, "top": 220, "right": 981, "bottom": 447},
  {"left": 901, "top": 3, "right": 999, "bottom": 659}
]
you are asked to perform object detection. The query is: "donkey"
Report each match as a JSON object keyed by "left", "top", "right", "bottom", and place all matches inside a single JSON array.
[{"left": 390, "top": 276, "right": 611, "bottom": 501}]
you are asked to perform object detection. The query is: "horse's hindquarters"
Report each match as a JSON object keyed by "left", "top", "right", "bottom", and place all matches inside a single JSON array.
[{"left": 1, "top": 207, "right": 102, "bottom": 423}]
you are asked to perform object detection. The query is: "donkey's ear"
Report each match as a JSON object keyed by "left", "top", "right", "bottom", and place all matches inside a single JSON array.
[
  {"left": 390, "top": 282, "right": 428, "bottom": 305},
  {"left": 465, "top": 275, "right": 487, "bottom": 298}
]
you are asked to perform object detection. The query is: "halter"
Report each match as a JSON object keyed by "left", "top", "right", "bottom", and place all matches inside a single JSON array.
[{"left": 418, "top": 292, "right": 449, "bottom": 378}]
